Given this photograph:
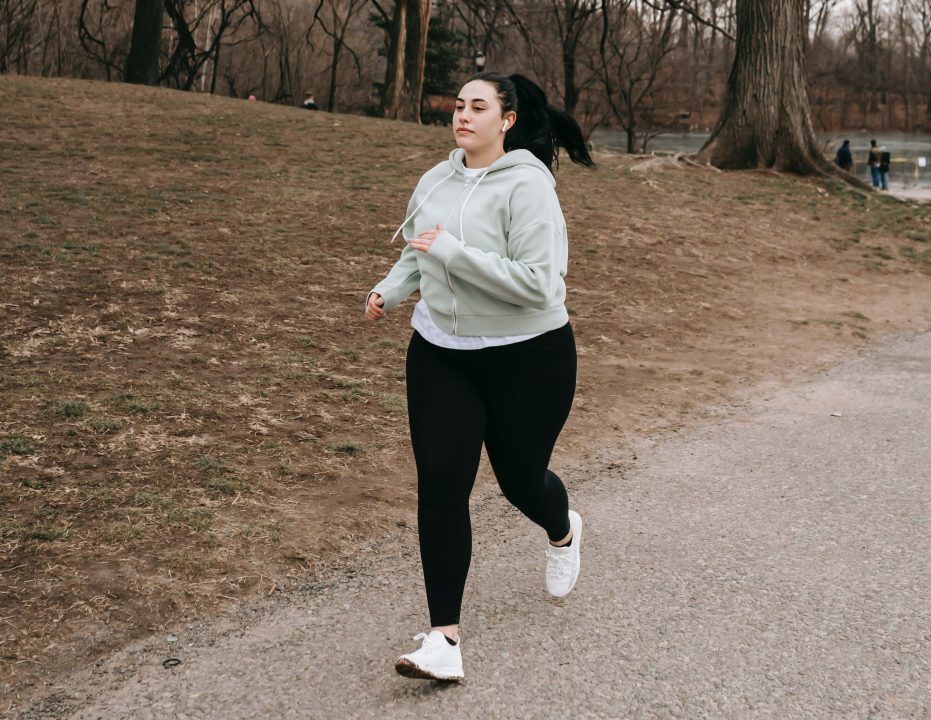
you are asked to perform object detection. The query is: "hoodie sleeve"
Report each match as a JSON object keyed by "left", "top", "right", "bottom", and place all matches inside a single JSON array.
[
  {"left": 366, "top": 195, "right": 422, "bottom": 312},
  {"left": 428, "top": 172, "right": 565, "bottom": 310},
  {"left": 368, "top": 243, "right": 421, "bottom": 312}
]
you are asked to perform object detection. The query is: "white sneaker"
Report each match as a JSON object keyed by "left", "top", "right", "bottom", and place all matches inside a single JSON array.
[
  {"left": 545, "top": 510, "right": 582, "bottom": 597},
  {"left": 395, "top": 631, "right": 464, "bottom": 682}
]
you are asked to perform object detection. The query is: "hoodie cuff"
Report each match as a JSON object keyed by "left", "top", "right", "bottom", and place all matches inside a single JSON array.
[
  {"left": 368, "top": 285, "right": 399, "bottom": 312},
  {"left": 428, "top": 230, "right": 465, "bottom": 265}
]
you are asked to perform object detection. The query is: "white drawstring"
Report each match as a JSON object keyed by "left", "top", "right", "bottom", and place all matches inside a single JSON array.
[
  {"left": 389, "top": 171, "right": 456, "bottom": 243},
  {"left": 458, "top": 169, "right": 490, "bottom": 245}
]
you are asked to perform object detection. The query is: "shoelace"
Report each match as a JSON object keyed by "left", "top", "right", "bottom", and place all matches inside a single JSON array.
[
  {"left": 411, "top": 632, "right": 441, "bottom": 654},
  {"left": 545, "top": 547, "right": 573, "bottom": 578}
]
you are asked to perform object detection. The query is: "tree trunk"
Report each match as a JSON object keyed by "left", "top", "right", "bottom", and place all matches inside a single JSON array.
[
  {"left": 865, "top": 0, "right": 879, "bottom": 114},
  {"left": 210, "top": 43, "right": 220, "bottom": 95},
  {"left": 381, "top": 0, "right": 407, "bottom": 119},
  {"left": 125, "top": 0, "right": 164, "bottom": 85},
  {"left": 562, "top": 36, "right": 579, "bottom": 114},
  {"left": 404, "top": 0, "right": 431, "bottom": 123},
  {"left": 695, "top": 0, "right": 829, "bottom": 174},
  {"left": 327, "top": 39, "right": 341, "bottom": 112}
]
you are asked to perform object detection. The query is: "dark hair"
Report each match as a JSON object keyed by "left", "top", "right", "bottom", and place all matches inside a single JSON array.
[{"left": 468, "top": 71, "right": 595, "bottom": 172}]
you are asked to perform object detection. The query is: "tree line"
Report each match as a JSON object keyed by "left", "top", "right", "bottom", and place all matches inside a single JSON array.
[{"left": 3, "top": 0, "right": 931, "bottom": 151}]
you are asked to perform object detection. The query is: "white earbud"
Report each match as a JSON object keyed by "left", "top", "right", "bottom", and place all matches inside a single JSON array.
[{"left": 501, "top": 120, "right": 509, "bottom": 132}]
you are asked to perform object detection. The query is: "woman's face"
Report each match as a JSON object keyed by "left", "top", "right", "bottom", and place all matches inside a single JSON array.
[{"left": 453, "top": 80, "right": 514, "bottom": 158}]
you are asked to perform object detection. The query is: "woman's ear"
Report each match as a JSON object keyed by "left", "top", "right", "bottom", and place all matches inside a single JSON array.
[{"left": 502, "top": 111, "right": 517, "bottom": 133}]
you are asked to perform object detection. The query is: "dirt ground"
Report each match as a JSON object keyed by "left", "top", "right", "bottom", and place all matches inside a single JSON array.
[{"left": 1, "top": 76, "right": 929, "bottom": 708}]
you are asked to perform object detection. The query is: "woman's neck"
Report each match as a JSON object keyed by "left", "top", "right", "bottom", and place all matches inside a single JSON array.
[{"left": 464, "top": 147, "right": 505, "bottom": 170}]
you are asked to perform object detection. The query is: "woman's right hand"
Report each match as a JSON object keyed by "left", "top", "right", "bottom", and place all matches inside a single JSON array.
[{"left": 366, "top": 292, "right": 386, "bottom": 320}]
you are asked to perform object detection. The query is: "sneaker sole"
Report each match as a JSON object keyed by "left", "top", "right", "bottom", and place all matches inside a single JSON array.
[
  {"left": 569, "top": 512, "right": 583, "bottom": 592},
  {"left": 395, "top": 658, "right": 463, "bottom": 682}
]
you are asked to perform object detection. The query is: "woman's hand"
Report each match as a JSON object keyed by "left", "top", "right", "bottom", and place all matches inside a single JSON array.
[
  {"left": 366, "top": 292, "right": 386, "bottom": 320},
  {"left": 408, "top": 223, "right": 443, "bottom": 253}
]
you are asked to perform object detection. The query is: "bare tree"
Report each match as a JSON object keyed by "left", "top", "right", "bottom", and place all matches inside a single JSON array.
[
  {"left": 36, "top": 0, "right": 66, "bottom": 75},
  {"left": 503, "top": 0, "right": 600, "bottom": 114},
  {"left": 851, "top": 0, "right": 881, "bottom": 116},
  {"left": 697, "top": 0, "right": 734, "bottom": 117},
  {"left": 552, "top": 0, "right": 600, "bottom": 113},
  {"left": 258, "top": 0, "right": 316, "bottom": 103},
  {"left": 375, "top": 0, "right": 431, "bottom": 121},
  {"left": 918, "top": 0, "right": 931, "bottom": 122},
  {"left": 696, "top": 0, "right": 833, "bottom": 174},
  {"left": 894, "top": 0, "right": 915, "bottom": 129},
  {"left": 79, "top": 0, "right": 132, "bottom": 81},
  {"left": 310, "top": 0, "right": 366, "bottom": 111},
  {"left": 404, "top": 0, "right": 430, "bottom": 121},
  {"left": 159, "top": 0, "right": 263, "bottom": 91},
  {"left": 808, "top": 0, "right": 840, "bottom": 45},
  {"left": 595, "top": 0, "right": 679, "bottom": 152},
  {"left": 453, "top": 0, "right": 507, "bottom": 61},
  {"left": 125, "top": 0, "right": 164, "bottom": 84},
  {"left": 0, "top": 0, "right": 38, "bottom": 73},
  {"left": 377, "top": 0, "right": 406, "bottom": 117}
]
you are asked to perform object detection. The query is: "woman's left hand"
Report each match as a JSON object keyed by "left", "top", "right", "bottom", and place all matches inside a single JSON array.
[{"left": 408, "top": 224, "right": 443, "bottom": 253}]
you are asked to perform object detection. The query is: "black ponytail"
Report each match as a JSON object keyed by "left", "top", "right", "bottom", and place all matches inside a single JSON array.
[{"left": 470, "top": 71, "right": 595, "bottom": 172}]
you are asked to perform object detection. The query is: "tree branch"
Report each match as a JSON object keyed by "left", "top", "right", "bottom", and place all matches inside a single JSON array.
[{"left": 642, "top": 0, "right": 735, "bottom": 41}]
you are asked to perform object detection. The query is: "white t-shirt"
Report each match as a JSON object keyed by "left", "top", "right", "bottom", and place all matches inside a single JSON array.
[{"left": 410, "top": 165, "right": 543, "bottom": 350}]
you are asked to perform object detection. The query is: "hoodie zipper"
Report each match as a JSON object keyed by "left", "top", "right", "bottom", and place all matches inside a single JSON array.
[
  {"left": 393, "top": 167, "right": 487, "bottom": 336},
  {"left": 442, "top": 174, "right": 479, "bottom": 335}
]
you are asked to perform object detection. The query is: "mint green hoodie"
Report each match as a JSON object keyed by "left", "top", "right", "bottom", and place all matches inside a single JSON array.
[{"left": 368, "top": 148, "right": 570, "bottom": 337}]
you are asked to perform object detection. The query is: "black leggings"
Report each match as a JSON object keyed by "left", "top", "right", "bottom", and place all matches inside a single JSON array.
[{"left": 406, "top": 323, "right": 577, "bottom": 627}]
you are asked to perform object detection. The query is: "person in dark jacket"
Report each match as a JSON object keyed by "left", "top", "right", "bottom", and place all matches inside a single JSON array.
[
  {"left": 834, "top": 139, "right": 853, "bottom": 172},
  {"left": 868, "top": 139, "right": 882, "bottom": 187},
  {"left": 879, "top": 146, "right": 891, "bottom": 190}
]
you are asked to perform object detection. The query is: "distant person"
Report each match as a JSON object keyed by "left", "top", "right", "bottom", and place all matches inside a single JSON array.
[
  {"left": 834, "top": 139, "right": 853, "bottom": 172},
  {"left": 303, "top": 93, "right": 319, "bottom": 111},
  {"left": 879, "top": 146, "right": 891, "bottom": 191},
  {"left": 868, "top": 139, "right": 882, "bottom": 188},
  {"left": 365, "top": 72, "right": 595, "bottom": 683}
]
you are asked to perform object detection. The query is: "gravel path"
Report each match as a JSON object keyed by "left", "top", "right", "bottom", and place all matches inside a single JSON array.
[{"left": 24, "top": 331, "right": 931, "bottom": 719}]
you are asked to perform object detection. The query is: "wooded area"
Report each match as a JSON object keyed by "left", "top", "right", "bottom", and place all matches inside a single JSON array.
[{"left": 3, "top": 0, "right": 931, "bottom": 146}]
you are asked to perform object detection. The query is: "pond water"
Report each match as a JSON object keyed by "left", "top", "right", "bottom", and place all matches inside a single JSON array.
[{"left": 591, "top": 129, "right": 931, "bottom": 193}]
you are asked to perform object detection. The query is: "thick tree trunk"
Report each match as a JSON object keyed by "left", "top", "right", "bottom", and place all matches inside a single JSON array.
[
  {"left": 125, "top": 0, "right": 164, "bottom": 85},
  {"left": 404, "top": 0, "right": 431, "bottom": 123},
  {"left": 381, "top": 0, "right": 407, "bottom": 119},
  {"left": 695, "top": 0, "right": 829, "bottom": 174}
]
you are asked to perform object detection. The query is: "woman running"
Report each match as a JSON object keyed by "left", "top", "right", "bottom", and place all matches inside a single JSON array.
[{"left": 365, "top": 71, "right": 594, "bottom": 682}]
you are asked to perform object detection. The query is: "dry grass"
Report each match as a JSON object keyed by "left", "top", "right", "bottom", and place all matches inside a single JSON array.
[{"left": 1, "top": 75, "right": 930, "bottom": 700}]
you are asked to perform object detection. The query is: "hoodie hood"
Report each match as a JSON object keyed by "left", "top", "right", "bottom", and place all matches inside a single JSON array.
[
  {"left": 447, "top": 148, "right": 556, "bottom": 187},
  {"left": 390, "top": 149, "right": 555, "bottom": 243}
]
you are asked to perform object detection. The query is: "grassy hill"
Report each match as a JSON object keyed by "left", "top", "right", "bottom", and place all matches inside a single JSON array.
[{"left": 1, "top": 75, "right": 929, "bottom": 698}]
